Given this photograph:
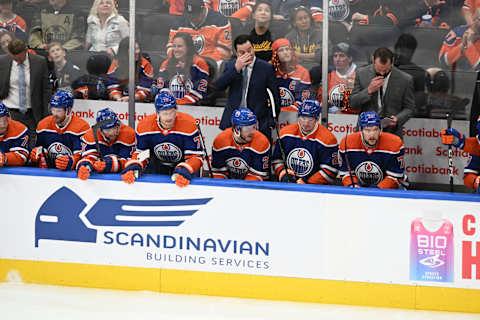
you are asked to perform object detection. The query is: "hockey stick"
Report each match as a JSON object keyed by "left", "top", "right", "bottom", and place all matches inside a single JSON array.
[
  {"left": 195, "top": 120, "right": 213, "bottom": 178},
  {"left": 266, "top": 88, "right": 296, "bottom": 182},
  {"left": 343, "top": 128, "right": 355, "bottom": 187},
  {"left": 92, "top": 118, "right": 115, "bottom": 161},
  {"left": 446, "top": 111, "right": 454, "bottom": 192}
]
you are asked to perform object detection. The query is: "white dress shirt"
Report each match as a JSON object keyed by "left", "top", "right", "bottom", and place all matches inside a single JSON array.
[{"left": 2, "top": 54, "right": 32, "bottom": 111}]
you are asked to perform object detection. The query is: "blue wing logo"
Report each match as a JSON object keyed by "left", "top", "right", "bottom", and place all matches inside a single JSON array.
[{"left": 35, "top": 187, "right": 212, "bottom": 247}]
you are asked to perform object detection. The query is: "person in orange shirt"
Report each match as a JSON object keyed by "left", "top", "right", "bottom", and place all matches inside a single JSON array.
[{"left": 0, "top": 102, "right": 29, "bottom": 167}]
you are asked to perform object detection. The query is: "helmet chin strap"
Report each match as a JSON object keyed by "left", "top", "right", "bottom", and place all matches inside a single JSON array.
[
  {"left": 57, "top": 108, "right": 73, "bottom": 128},
  {"left": 233, "top": 127, "right": 247, "bottom": 144}
]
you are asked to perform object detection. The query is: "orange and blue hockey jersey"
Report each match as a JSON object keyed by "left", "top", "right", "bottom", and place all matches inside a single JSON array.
[
  {"left": 439, "top": 25, "right": 480, "bottom": 70},
  {"left": 276, "top": 65, "right": 311, "bottom": 112},
  {"left": 464, "top": 153, "right": 480, "bottom": 190},
  {"left": 107, "top": 57, "right": 154, "bottom": 101},
  {"left": 124, "top": 112, "right": 203, "bottom": 175},
  {"left": 338, "top": 131, "right": 405, "bottom": 189},
  {"left": 272, "top": 122, "right": 338, "bottom": 184},
  {"left": 77, "top": 123, "right": 136, "bottom": 172},
  {"left": 211, "top": 127, "right": 270, "bottom": 181},
  {"left": 155, "top": 56, "right": 209, "bottom": 105},
  {"left": 0, "top": 15, "right": 27, "bottom": 40},
  {"left": 0, "top": 119, "right": 29, "bottom": 166},
  {"left": 205, "top": 0, "right": 255, "bottom": 21},
  {"left": 35, "top": 115, "right": 90, "bottom": 166},
  {"left": 167, "top": 8, "right": 232, "bottom": 61},
  {"left": 318, "top": 65, "right": 359, "bottom": 114}
]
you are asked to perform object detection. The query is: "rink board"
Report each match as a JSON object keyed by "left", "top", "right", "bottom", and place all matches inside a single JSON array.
[{"left": 0, "top": 168, "right": 479, "bottom": 313}]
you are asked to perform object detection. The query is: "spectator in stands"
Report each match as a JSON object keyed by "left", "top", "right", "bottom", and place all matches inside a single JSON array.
[
  {"left": 0, "top": 38, "right": 51, "bottom": 146},
  {"left": 349, "top": 47, "right": 415, "bottom": 138},
  {"left": 85, "top": 0, "right": 129, "bottom": 56},
  {"left": 14, "top": 0, "right": 50, "bottom": 30},
  {"left": 439, "top": 8, "right": 480, "bottom": 71},
  {"left": 72, "top": 53, "right": 111, "bottom": 100},
  {"left": 29, "top": 0, "right": 85, "bottom": 51},
  {"left": 318, "top": 42, "right": 358, "bottom": 114},
  {"left": 0, "top": 28, "right": 13, "bottom": 53},
  {"left": 47, "top": 42, "right": 82, "bottom": 93},
  {"left": 0, "top": 0, "right": 27, "bottom": 41},
  {"left": 402, "top": 0, "right": 451, "bottom": 29},
  {"left": 394, "top": 34, "right": 426, "bottom": 115},
  {"left": 285, "top": 6, "right": 322, "bottom": 71},
  {"left": 246, "top": 0, "right": 278, "bottom": 61},
  {"left": 166, "top": 0, "right": 185, "bottom": 15},
  {"left": 205, "top": 0, "right": 255, "bottom": 21},
  {"left": 464, "top": 0, "right": 480, "bottom": 25},
  {"left": 154, "top": 32, "right": 209, "bottom": 105},
  {"left": 107, "top": 37, "right": 154, "bottom": 102},
  {"left": 270, "top": 0, "right": 303, "bottom": 21},
  {"left": 271, "top": 38, "right": 311, "bottom": 113},
  {"left": 168, "top": 0, "right": 232, "bottom": 67}
]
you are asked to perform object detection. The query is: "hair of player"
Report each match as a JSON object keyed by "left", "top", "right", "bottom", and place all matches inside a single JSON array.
[
  {"left": 373, "top": 47, "right": 394, "bottom": 64},
  {"left": 7, "top": 38, "right": 26, "bottom": 55}
]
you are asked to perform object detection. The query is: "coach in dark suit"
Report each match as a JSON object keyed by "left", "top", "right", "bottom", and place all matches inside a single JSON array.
[
  {"left": 216, "top": 34, "right": 280, "bottom": 140},
  {"left": 0, "top": 38, "right": 51, "bottom": 145},
  {"left": 349, "top": 47, "right": 415, "bottom": 138}
]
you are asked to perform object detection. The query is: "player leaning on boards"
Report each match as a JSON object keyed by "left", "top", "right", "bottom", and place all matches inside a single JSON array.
[
  {"left": 441, "top": 116, "right": 480, "bottom": 192},
  {"left": 272, "top": 100, "right": 339, "bottom": 184},
  {"left": 76, "top": 108, "right": 136, "bottom": 180},
  {"left": 0, "top": 102, "right": 29, "bottom": 167},
  {"left": 211, "top": 108, "right": 270, "bottom": 180},
  {"left": 338, "top": 111, "right": 406, "bottom": 189},
  {"left": 29, "top": 90, "right": 90, "bottom": 170},
  {"left": 121, "top": 91, "right": 204, "bottom": 187}
]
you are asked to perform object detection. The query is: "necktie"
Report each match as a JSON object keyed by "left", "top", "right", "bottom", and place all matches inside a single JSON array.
[
  {"left": 240, "top": 67, "right": 249, "bottom": 107},
  {"left": 18, "top": 63, "right": 27, "bottom": 114}
]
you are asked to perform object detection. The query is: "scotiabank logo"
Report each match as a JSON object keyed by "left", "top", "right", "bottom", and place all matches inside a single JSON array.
[{"left": 35, "top": 187, "right": 212, "bottom": 247}]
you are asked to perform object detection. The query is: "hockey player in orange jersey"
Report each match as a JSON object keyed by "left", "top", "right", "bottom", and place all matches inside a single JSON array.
[
  {"left": 121, "top": 91, "right": 203, "bottom": 187},
  {"left": 441, "top": 115, "right": 480, "bottom": 156},
  {"left": 29, "top": 90, "right": 90, "bottom": 170},
  {"left": 272, "top": 100, "right": 338, "bottom": 184},
  {"left": 0, "top": 102, "right": 29, "bottom": 167},
  {"left": 76, "top": 108, "right": 136, "bottom": 180},
  {"left": 212, "top": 108, "right": 270, "bottom": 180},
  {"left": 338, "top": 111, "right": 406, "bottom": 189}
]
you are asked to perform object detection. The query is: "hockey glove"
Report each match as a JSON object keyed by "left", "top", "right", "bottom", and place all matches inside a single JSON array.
[
  {"left": 0, "top": 152, "right": 6, "bottom": 167},
  {"left": 172, "top": 166, "right": 192, "bottom": 188},
  {"left": 441, "top": 128, "right": 465, "bottom": 148},
  {"left": 94, "top": 155, "right": 120, "bottom": 173},
  {"left": 296, "top": 178, "right": 306, "bottom": 184},
  {"left": 279, "top": 168, "right": 296, "bottom": 183},
  {"left": 121, "top": 163, "right": 142, "bottom": 184},
  {"left": 30, "top": 147, "right": 49, "bottom": 168},
  {"left": 474, "top": 176, "right": 480, "bottom": 193},
  {"left": 55, "top": 154, "right": 75, "bottom": 170},
  {"left": 77, "top": 164, "right": 91, "bottom": 181}
]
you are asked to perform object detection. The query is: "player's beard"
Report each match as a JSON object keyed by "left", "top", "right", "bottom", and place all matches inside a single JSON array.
[{"left": 54, "top": 111, "right": 71, "bottom": 128}]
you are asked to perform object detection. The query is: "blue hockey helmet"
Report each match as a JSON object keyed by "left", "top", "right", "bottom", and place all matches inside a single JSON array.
[
  {"left": 49, "top": 90, "right": 74, "bottom": 110},
  {"left": 358, "top": 111, "right": 381, "bottom": 129},
  {"left": 96, "top": 108, "right": 120, "bottom": 130},
  {"left": 231, "top": 108, "right": 257, "bottom": 127},
  {"left": 154, "top": 91, "right": 177, "bottom": 112},
  {"left": 0, "top": 102, "right": 10, "bottom": 118},
  {"left": 298, "top": 100, "right": 321, "bottom": 118}
]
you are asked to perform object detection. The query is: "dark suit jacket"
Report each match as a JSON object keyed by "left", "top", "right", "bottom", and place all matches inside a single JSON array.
[
  {"left": 216, "top": 58, "right": 280, "bottom": 138},
  {"left": 349, "top": 65, "right": 415, "bottom": 137},
  {"left": 0, "top": 53, "right": 51, "bottom": 125}
]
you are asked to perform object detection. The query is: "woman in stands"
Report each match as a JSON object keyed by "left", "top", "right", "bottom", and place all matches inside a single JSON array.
[
  {"left": 154, "top": 32, "right": 209, "bottom": 105},
  {"left": 85, "top": 0, "right": 129, "bottom": 55},
  {"left": 285, "top": 6, "right": 322, "bottom": 71},
  {"left": 107, "top": 37, "right": 154, "bottom": 102},
  {"left": 247, "top": 0, "right": 279, "bottom": 61}
]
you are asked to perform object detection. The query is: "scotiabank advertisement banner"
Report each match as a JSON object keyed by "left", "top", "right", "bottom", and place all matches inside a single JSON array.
[
  {"left": 0, "top": 170, "right": 479, "bottom": 289},
  {"left": 73, "top": 100, "right": 469, "bottom": 185}
]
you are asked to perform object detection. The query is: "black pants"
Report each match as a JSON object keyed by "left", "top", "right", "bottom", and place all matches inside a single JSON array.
[{"left": 9, "top": 109, "right": 37, "bottom": 148}]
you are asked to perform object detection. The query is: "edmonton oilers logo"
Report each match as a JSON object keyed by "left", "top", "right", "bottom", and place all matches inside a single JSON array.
[
  {"left": 154, "top": 143, "right": 182, "bottom": 163},
  {"left": 355, "top": 161, "right": 383, "bottom": 186},
  {"left": 192, "top": 34, "right": 206, "bottom": 55},
  {"left": 328, "top": 0, "right": 349, "bottom": 21},
  {"left": 169, "top": 75, "right": 193, "bottom": 99},
  {"left": 280, "top": 87, "right": 295, "bottom": 108},
  {"left": 219, "top": 0, "right": 241, "bottom": 17},
  {"left": 226, "top": 157, "right": 249, "bottom": 178},
  {"left": 329, "top": 84, "right": 346, "bottom": 108},
  {"left": 286, "top": 148, "right": 313, "bottom": 177},
  {"left": 47, "top": 142, "right": 73, "bottom": 159}
]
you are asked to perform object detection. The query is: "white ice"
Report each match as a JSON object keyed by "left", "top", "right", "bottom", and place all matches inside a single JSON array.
[{"left": 0, "top": 282, "right": 479, "bottom": 320}]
